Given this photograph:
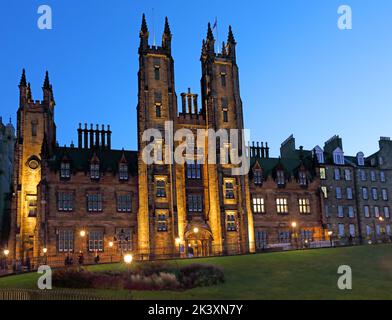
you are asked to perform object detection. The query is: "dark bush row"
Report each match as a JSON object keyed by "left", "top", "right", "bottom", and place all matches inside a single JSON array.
[{"left": 53, "top": 263, "right": 224, "bottom": 291}]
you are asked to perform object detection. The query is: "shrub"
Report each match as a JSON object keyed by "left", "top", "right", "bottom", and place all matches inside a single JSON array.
[
  {"left": 178, "top": 264, "right": 225, "bottom": 289},
  {"left": 53, "top": 268, "right": 94, "bottom": 289}
]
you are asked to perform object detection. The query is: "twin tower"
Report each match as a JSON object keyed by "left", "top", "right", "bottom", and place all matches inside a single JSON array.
[{"left": 136, "top": 15, "right": 255, "bottom": 257}]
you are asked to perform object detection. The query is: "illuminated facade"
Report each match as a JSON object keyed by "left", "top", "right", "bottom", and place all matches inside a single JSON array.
[{"left": 9, "top": 16, "right": 331, "bottom": 262}]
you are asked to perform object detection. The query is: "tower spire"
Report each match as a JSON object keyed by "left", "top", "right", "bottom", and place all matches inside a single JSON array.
[
  {"left": 19, "top": 69, "right": 27, "bottom": 87},
  {"left": 207, "top": 22, "right": 214, "bottom": 41},
  {"left": 228, "top": 25, "right": 236, "bottom": 44},
  {"left": 43, "top": 71, "right": 50, "bottom": 90},
  {"left": 164, "top": 16, "right": 171, "bottom": 36},
  {"left": 141, "top": 13, "right": 148, "bottom": 34}
]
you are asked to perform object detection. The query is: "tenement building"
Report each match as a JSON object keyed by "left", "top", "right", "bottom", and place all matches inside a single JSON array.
[
  {"left": 281, "top": 135, "right": 392, "bottom": 245},
  {"left": 0, "top": 117, "right": 15, "bottom": 245}
]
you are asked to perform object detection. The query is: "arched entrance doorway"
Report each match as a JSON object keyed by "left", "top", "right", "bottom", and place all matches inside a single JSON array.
[{"left": 184, "top": 223, "right": 213, "bottom": 257}]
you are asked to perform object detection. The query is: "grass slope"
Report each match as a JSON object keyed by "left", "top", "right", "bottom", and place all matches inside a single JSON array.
[{"left": 1, "top": 245, "right": 391, "bottom": 300}]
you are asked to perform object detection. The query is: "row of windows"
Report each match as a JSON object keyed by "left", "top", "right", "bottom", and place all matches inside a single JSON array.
[
  {"left": 255, "top": 230, "right": 314, "bottom": 249},
  {"left": 325, "top": 205, "right": 355, "bottom": 218},
  {"left": 252, "top": 197, "right": 311, "bottom": 215},
  {"left": 57, "top": 192, "right": 132, "bottom": 213},
  {"left": 363, "top": 206, "right": 390, "bottom": 219},
  {"left": 253, "top": 169, "right": 307, "bottom": 187},
  {"left": 58, "top": 229, "right": 133, "bottom": 253},
  {"left": 60, "top": 163, "right": 129, "bottom": 181},
  {"left": 319, "top": 167, "right": 386, "bottom": 183},
  {"left": 361, "top": 187, "right": 388, "bottom": 201},
  {"left": 321, "top": 186, "right": 389, "bottom": 201}
]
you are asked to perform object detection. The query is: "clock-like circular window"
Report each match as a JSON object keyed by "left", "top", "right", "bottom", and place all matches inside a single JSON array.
[{"left": 28, "top": 159, "right": 39, "bottom": 170}]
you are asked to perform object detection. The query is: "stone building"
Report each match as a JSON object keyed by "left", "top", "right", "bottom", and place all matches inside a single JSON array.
[
  {"left": 0, "top": 117, "right": 15, "bottom": 245},
  {"left": 9, "top": 16, "right": 257, "bottom": 261},
  {"left": 349, "top": 137, "right": 392, "bottom": 243},
  {"left": 249, "top": 141, "right": 327, "bottom": 251}
]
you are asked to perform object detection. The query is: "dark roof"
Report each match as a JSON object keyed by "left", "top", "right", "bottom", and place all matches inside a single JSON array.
[
  {"left": 48, "top": 147, "right": 138, "bottom": 176},
  {"left": 250, "top": 156, "right": 316, "bottom": 179}
]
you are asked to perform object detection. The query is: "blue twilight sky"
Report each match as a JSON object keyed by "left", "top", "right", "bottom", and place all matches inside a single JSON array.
[{"left": 1, "top": 0, "right": 392, "bottom": 157}]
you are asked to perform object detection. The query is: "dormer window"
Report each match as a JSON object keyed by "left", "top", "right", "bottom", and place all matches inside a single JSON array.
[
  {"left": 277, "top": 170, "right": 285, "bottom": 186},
  {"left": 299, "top": 171, "right": 307, "bottom": 186},
  {"left": 60, "top": 162, "right": 70, "bottom": 179},
  {"left": 357, "top": 152, "right": 365, "bottom": 166},
  {"left": 333, "top": 148, "right": 345, "bottom": 165},
  {"left": 90, "top": 163, "right": 100, "bottom": 180},
  {"left": 314, "top": 146, "right": 324, "bottom": 164},
  {"left": 119, "top": 163, "right": 128, "bottom": 181},
  {"left": 253, "top": 169, "right": 263, "bottom": 185}
]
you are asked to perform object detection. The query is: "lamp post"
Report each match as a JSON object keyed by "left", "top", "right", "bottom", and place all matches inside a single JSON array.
[
  {"left": 3, "top": 249, "right": 9, "bottom": 270},
  {"left": 108, "top": 241, "right": 114, "bottom": 263},
  {"left": 123, "top": 253, "right": 133, "bottom": 275},
  {"left": 328, "top": 231, "right": 333, "bottom": 247},
  {"left": 79, "top": 230, "right": 86, "bottom": 265},
  {"left": 42, "top": 247, "right": 48, "bottom": 264},
  {"left": 291, "top": 222, "right": 298, "bottom": 249}
]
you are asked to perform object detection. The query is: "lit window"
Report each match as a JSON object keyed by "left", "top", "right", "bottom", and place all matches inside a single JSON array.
[
  {"left": 321, "top": 186, "right": 328, "bottom": 199},
  {"left": 60, "top": 162, "right": 71, "bottom": 179},
  {"left": 319, "top": 168, "right": 326, "bottom": 180},
  {"left": 88, "top": 231, "right": 103, "bottom": 252},
  {"left": 298, "top": 198, "right": 310, "bottom": 214},
  {"left": 27, "top": 195, "right": 37, "bottom": 217},
  {"left": 276, "top": 198, "right": 288, "bottom": 214},
  {"left": 253, "top": 197, "right": 265, "bottom": 213}
]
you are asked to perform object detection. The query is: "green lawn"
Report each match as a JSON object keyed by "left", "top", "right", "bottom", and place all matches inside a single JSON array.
[{"left": 1, "top": 245, "right": 392, "bottom": 300}]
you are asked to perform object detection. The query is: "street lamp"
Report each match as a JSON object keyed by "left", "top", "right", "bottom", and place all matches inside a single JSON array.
[
  {"left": 328, "top": 231, "right": 333, "bottom": 247},
  {"left": 3, "top": 250, "right": 9, "bottom": 270},
  {"left": 193, "top": 227, "right": 199, "bottom": 234},
  {"left": 124, "top": 254, "right": 133, "bottom": 274},
  {"left": 108, "top": 241, "right": 114, "bottom": 263},
  {"left": 291, "top": 222, "right": 298, "bottom": 249},
  {"left": 80, "top": 230, "right": 86, "bottom": 237}
]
